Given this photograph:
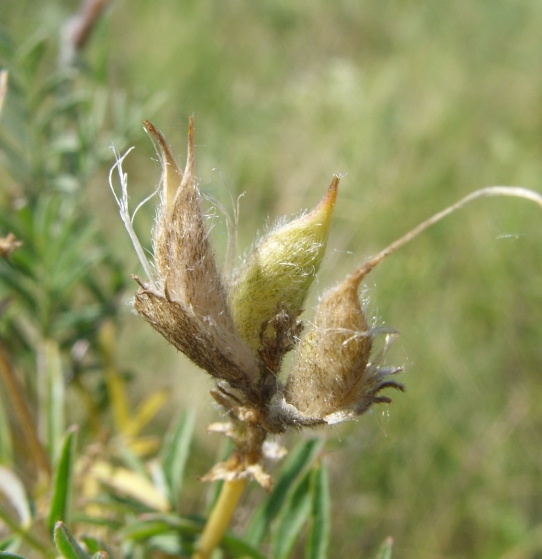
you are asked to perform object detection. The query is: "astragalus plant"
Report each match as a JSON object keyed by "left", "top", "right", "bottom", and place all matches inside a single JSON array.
[{"left": 110, "top": 117, "right": 542, "bottom": 559}]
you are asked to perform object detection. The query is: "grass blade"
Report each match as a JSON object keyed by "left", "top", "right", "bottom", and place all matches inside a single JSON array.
[
  {"left": 37, "top": 339, "right": 65, "bottom": 465},
  {"left": 305, "top": 460, "right": 330, "bottom": 559},
  {"left": 119, "top": 513, "right": 267, "bottom": 559},
  {"left": 272, "top": 470, "right": 312, "bottom": 559},
  {"left": 47, "top": 426, "right": 78, "bottom": 536},
  {"left": 374, "top": 537, "right": 394, "bottom": 559},
  {"left": 245, "top": 437, "right": 323, "bottom": 546},
  {"left": 159, "top": 409, "right": 195, "bottom": 509}
]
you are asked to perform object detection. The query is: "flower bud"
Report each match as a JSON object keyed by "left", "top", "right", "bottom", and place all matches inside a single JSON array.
[
  {"left": 284, "top": 272, "right": 403, "bottom": 424},
  {"left": 229, "top": 177, "right": 339, "bottom": 355}
]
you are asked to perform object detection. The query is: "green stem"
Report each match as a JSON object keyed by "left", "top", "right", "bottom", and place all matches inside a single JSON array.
[{"left": 192, "top": 478, "right": 248, "bottom": 559}]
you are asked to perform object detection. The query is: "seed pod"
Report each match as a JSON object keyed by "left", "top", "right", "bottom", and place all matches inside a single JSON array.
[
  {"left": 134, "top": 120, "right": 260, "bottom": 390},
  {"left": 146, "top": 119, "right": 228, "bottom": 323},
  {"left": 284, "top": 271, "right": 403, "bottom": 424},
  {"left": 229, "top": 177, "right": 339, "bottom": 355}
]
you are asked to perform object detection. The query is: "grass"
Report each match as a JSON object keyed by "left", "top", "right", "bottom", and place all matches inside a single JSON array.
[{"left": 1, "top": 1, "right": 542, "bottom": 558}]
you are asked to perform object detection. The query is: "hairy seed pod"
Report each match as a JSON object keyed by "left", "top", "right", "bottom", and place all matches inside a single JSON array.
[
  {"left": 229, "top": 177, "right": 339, "bottom": 354},
  {"left": 134, "top": 120, "right": 260, "bottom": 390},
  {"left": 284, "top": 272, "right": 403, "bottom": 423}
]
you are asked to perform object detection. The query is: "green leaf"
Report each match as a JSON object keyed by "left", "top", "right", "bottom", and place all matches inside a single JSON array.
[
  {"left": 272, "top": 470, "right": 312, "bottom": 559},
  {"left": 0, "top": 467, "right": 31, "bottom": 528},
  {"left": 0, "top": 397, "right": 14, "bottom": 468},
  {"left": 245, "top": 437, "right": 323, "bottom": 546},
  {"left": 305, "top": 460, "right": 330, "bottom": 559},
  {"left": 0, "top": 553, "right": 31, "bottom": 559},
  {"left": 47, "top": 427, "right": 78, "bottom": 536},
  {"left": 53, "top": 522, "right": 92, "bottom": 559},
  {"left": 80, "top": 535, "right": 113, "bottom": 558},
  {"left": 159, "top": 409, "right": 195, "bottom": 509},
  {"left": 221, "top": 533, "right": 268, "bottom": 559},
  {"left": 374, "top": 537, "right": 394, "bottom": 559},
  {"left": 118, "top": 514, "right": 203, "bottom": 542},
  {"left": 38, "top": 339, "right": 65, "bottom": 466},
  {"left": 119, "top": 513, "right": 267, "bottom": 559}
]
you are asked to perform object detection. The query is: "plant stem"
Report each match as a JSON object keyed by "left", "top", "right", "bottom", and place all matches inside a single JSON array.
[
  {"left": 351, "top": 186, "right": 542, "bottom": 283},
  {"left": 0, "top": 336, "right": 51, "bottom": 477},
  {"left": 192, "top": 478, "right": 248, "bottom": 559}
]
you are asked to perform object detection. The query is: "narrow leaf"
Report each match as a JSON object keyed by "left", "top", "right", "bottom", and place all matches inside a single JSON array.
[
  {"left": 118, "top": 514, "right": 267, "bottom": 559},
  {"left": 306, "top": 460, "right": 330, "bottom": 559},
  {"left": 80, "top": 534, "right": 113, "bottom": 557},
  {"left": 47, "top": 427, "right": 78, "bottom": 536},
  {"left": 159, "top": 409, "right": 195, "bottom": 508},
  {"left": 0, "top": 397, "right": 13, "bottom": 464},
  {"left": 374, "top": 537, "right": 394, "bottom": 559},
  {"left": 272, "top": 471, "right": 312, "bottom": 559},
  {"left": 246, "top": 437, "right": 323, "bottom": 546},
  {"left": 0, "top": 553, "right": 30, "bottom": 559},
  {"left": 124, "top": 388, "right": 169, "bottom": 438},
  {"left": 54, "top": 522, "right": 92, "bottom": 559},
  {"left": 37, "top": 339, "right": 65, "bottom": 464},
  {"left": 0, "top": 467, "right": 31, "bottom": 528},
  {"left": 90, "top": 461, "right": 169, "bottom": 512}
]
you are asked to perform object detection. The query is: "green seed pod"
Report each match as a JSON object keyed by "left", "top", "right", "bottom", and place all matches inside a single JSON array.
[
  {"left": 284, "top": 272, "right": 403, "bottom": 424},
  {"left": 229, "top": 177, "right": 339, "bottom": 355}
]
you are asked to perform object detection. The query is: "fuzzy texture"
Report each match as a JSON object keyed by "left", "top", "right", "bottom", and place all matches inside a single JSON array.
[
  {"left": 115, "top": 119, "right": 402, "bottom": 485},
  {"left": 284, "top": 273, "right": 403, "bottom": 423},
  {"left": 133, "top": 120, "right": 260, "bottom": 392},
  {"left": 229, "top": 176, "right": 339, "bottom": 355}
]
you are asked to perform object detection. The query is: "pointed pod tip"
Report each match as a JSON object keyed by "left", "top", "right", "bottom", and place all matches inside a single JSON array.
[
  {"left": 323, "top": 174, "right": 340, "bottom": 206},
  {"left": 142, "top": 119, "right": 153, "bottom": 132},
  {"left": 143, "top": 120, "right": 177, "bottom": 166},
  {"left": 143, "top": 120, "right": 169, "bottom": 150},
  {"left": 186, "top": 116, "right": 196, "bottom": 173},
  {"left": 307, "top": 175, "right": 340, "bottom": 222}
]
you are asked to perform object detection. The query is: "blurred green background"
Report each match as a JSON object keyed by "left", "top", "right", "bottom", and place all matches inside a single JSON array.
[{"left": 2, "top": 0, "right": 542, "bottom": 557}]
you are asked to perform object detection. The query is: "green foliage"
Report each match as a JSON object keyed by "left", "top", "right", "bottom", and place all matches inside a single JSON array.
[
  {"left": 47, "top": 427, "right": 78, "bottom": 536},
  {"left": 54, "top": 522, "right": 94, "bottom": 559},
  {"left": 158, "top": 409, "right": 196, "bottom": 511},
  {"left": 305, "top": 461, "right": 330, "bottom": 559},
  {"left": 246, "top": 438, "right": 324, "bottom": 547},
  {"left": 374, "top": 538, "right": 394, "bottom": 559}
]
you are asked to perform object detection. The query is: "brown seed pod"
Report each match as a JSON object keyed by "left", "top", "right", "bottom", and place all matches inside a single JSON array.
[
  {"left": 133, "top": 120, "right": 260, "bottom": 393},
  {"left": 284, "top": 272, "right": 403, "bottom": 424}
]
